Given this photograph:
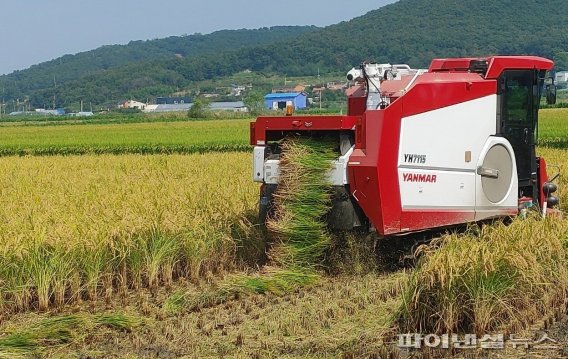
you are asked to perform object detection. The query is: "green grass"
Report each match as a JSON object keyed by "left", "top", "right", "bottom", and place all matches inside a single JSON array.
[
  {"left": 0, "top": 119, "right": 251, "bottom": 156},
  {"left": 539, "top": 108, "right": 568, "bottom": 148}
]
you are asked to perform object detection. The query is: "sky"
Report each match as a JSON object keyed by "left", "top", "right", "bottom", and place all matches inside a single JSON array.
[{"left": 0, "top": 0, "right": 397, "bottom": 75}]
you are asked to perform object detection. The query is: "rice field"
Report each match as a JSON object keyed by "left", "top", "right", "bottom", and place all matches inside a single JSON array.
[
  {"left": 0, "top": 153, "right": 258, "bottom": 312},
  {"left": 0, "top": 109, "right": 567, "bottom": 357},
  {"left": 0, "top": 109, "right": 564, "bottom": 157},
  {"left": 0, "top": 119, "right": 250, "bottom": 156}
]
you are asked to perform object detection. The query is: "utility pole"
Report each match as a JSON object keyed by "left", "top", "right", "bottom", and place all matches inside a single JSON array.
[
  {"left": 53, "top": 75, "right": 57, "bottom": 109},
  {"left": 0, "top": 87, "right": 4, "bottom": 119}
]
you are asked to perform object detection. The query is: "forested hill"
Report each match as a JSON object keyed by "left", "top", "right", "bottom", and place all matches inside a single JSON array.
[
  {"left": 4, "top": 0, "right": 568, "bottom": 109},
  {"left": 0, "top": 26, "right": 316, "bottom": 105},
  {"left": 301, "top": 0, "right": 568, "bottom": 68}
]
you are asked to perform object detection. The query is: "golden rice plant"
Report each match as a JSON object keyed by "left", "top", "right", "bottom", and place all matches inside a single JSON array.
[
  {"left": 0, "top": 152, "right": 258, "bottom": 312},
  {"left": 397, "top": 147, "right": 568, "bottom": 334},
  {"left": 397, "top": 215, "right": 568, "bottom": 334}
]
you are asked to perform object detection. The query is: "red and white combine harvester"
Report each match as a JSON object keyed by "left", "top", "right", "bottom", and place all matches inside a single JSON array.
[{"left": 251, "top": 56, "right": 559, "bottom": 235}]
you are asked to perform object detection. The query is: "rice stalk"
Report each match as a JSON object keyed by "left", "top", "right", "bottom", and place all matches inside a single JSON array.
[
  {"left": 141, "top": 227, "right": 181, "bottom": 289},
  {"left": 397, "top": 215, "right": 568, "bottom": 334},
  {"left": 266, "top": 138, "right": 337, "bottom": 270},
  {"left": 0, "top": 312, "right": 139, "bottom": 357},
  {"left": 0, "top": 152, "right": 256, "bottom": 312},
  {"left": 179, "top": 137, "right": 337, "bottom": 311}
]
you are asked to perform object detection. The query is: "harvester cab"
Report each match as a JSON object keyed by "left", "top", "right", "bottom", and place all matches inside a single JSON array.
[{"left": 250, "top": 56, "right": 559, "bottom": 237}]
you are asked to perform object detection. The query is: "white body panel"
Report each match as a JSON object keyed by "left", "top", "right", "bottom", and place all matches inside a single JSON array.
[
  {"left": 399, "top": 170, "right": 476, "bottom": 211},
  {"left": 397, "top": 95, "right": 516, "bottom": 218},
  {"left": 253, "top": 146, "right": 266, "bottom": 182},
  {"left": 328, "top": 146, "right": 354, "bottom": 185}
]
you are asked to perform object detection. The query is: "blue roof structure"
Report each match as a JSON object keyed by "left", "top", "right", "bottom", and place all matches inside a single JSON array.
[{"left": 264, "top": 92, "right": 303, "bottom": 100}]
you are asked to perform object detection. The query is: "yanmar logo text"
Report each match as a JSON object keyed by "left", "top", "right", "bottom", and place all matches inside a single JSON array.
[
  {"left": 404, "top": 154, "right": 426, "bottom": 164},
  {"left": 403, "top": 173, "right": 437, "bottom": 183}
]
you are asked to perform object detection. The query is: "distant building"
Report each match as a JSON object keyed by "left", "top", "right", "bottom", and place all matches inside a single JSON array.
[
  {"left": 144, "top": 101, "right": 247, "bottom": 113},
  {"left": 144, "top": 104, "right": 191, "bottom": 113},
  {"left": 556, "top": 71, "right": 568, "bottom": 84},
  {"left": 209, "top": 101, "right": 248, "bottom": 112},
  {"left": 35, "top": 108, "right": 65, "bottom": 116},
  {"left": 156, "top": 96, "right": 191, "bottom": 105},
  {"left": 231, "top": 85, "right": 246, "bottom": 97},
  {"left": 76, "top": 111, "right": 94, "bottom": 117},
  {"left": 265, "top": 92, "right": 308, "bottom": 110},
  {"left": 121, "top": 100, "right": 146, "bottom": 110},
  {"left": 326, "top": 81, "right": 348, "bottom": 91}
]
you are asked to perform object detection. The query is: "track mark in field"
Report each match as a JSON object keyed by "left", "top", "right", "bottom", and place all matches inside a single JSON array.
[{"left": 37, "top": 272, "right": 409, "bottom": 358}]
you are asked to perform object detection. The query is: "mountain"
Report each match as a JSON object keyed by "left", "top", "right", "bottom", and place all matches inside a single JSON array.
[
  {"left": 3, "top": 0, "right": 568, "bottom": 109},
  {"left": 0, "top": 26, "right": 317, "bottom": 108}
]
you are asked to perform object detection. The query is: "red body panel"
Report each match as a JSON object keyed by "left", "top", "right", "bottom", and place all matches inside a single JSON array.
[
  {"left": 401, "top": 211, "right": 475, "bottom": 231},
  {"left": 429, "top": 58, "right": 480, "bottom": 72},
  {"left": 484, "top": 56, "right": 553, "bottom": 79},
  {"left": 349, "top": 105, "right": 403, "bottom": 235},
  {"left": 250, "top": 115, "right": 358, "bottom": 145},
  {"left": 347, "top": 85, "right": 367, "bottom": 116},
  {"left": 401, "top": 72, "right": 496, "bottom": 117},
  {"left": 538, "top": 157, "right": 549, "bottom": 207},
  {"left": 429, "top": 56, "right": 554, "bottom": 77}
]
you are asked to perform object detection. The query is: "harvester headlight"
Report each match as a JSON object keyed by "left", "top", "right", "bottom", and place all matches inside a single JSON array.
[{"left": 346, "top": 68, "right": 363, "bottom": 82}]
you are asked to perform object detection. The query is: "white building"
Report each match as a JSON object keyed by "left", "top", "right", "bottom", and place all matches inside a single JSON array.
[
  {"left": 121, "top": 100, "right": 146, "bottom": 110},
  {"left": 143, "top": 101, "right": 248, "bottom": 113},
  {"left": 555, "top": 71, "right": 568, "bottom": 84}
]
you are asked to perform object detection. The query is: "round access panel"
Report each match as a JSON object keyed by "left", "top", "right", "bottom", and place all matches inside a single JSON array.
[{"left": 481, "top": 144, "right": 514, "bottom": 203}]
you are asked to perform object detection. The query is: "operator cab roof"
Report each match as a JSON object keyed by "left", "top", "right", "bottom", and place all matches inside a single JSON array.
[{"left": 429, "top": 56, "right": 554, "bottom": 79}]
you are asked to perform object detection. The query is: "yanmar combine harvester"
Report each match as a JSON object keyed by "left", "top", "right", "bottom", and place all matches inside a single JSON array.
[{"left": 250, "top": 56, "right": 559, "bottom": 235}]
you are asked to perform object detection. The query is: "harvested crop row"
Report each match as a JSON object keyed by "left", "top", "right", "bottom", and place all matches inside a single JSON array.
[
  {"left": 0, "top": 312, "right": 138, "bottom": 357},
  {"left": 182, "top": 137, "right": 342, "bottom": 310},
  {"left": 266, "top": 138, "right": 338, "bottom": 269}
]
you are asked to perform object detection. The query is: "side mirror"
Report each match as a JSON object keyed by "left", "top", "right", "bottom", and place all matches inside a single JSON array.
[{"left": 546, "top": 84, "right": 557, "bottom": 105}]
